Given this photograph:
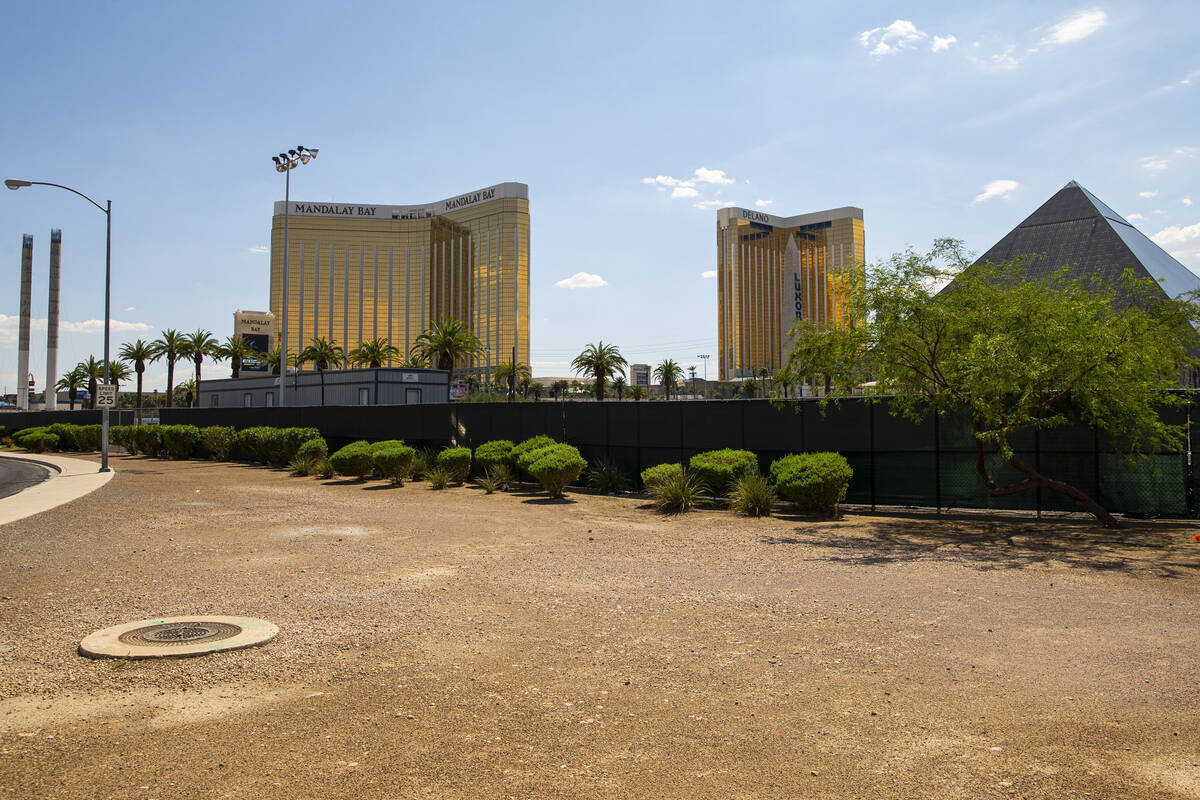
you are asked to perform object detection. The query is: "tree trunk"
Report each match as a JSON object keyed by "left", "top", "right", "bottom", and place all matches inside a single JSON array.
[
  {"left": 195, "top": 359, "right": 202, "bottom": 407},
  {"left": 231, "top": 356, "right": 241, "bottom": 379},
  {"left": 136, "top": 369, "right": 143, "bottom": 425},
  {"left": 166, "top": 361, "right": 175, "bottom": 408}
]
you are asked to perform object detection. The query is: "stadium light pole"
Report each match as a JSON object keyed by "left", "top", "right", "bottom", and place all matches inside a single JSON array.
[
  {"left": 6, "top": 178, "right": 113, "bottom": 472},
  {"left": 698, "top": 354, "right": 710, "bottom": 400},
  {"left": 271, "top": 146, "right": 318, "bottom": 406}
]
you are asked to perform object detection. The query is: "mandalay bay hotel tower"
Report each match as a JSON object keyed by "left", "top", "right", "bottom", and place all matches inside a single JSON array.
[
  {"left": 716, "top": 205, "right": 864, "bottom": 381},
  {"left": 269, "top": 182, "right": 529, "bottom": 380}
]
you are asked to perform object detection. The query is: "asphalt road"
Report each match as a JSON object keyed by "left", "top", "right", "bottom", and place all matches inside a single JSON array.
[{"left": 0, "top": 458, "right": 50, "bottom": 500}]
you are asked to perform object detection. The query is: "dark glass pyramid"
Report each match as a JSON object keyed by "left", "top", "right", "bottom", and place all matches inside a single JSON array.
[{"left": 974, "top": 180, "right": 1200, "bottom": 301}]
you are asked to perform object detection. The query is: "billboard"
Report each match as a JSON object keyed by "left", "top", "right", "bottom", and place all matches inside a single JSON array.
[{"left": 234, "top": 310, "right": 275, "bottom": 374}]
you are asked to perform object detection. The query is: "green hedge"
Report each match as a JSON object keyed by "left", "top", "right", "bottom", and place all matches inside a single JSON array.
[
  {"left": 131, "top": 425, "right": 163, "bottom": 457},
  {"left": 296, "top": 437, "right": 328, "bottom": 461},
  {"left": 770, "top": 452, "right": 853, "bottom": 516},
  {"left": 473, "top": 440, "right": 514, "bottom": 475},
  {"left": 237, "top": 426, "right": 275, "bottom": 463},
  {"left": 75, "top": 425, "right": 103, "bottom": 452},
  {"left": 527, "top": 444, "right": 587, "bottom": 499},
  {"left": 272, "top": 427, "right": 322, "bottom": 466},
  {"left": 159, "top": 425, "right": 201, "bottom": 460},
  {"left": 509, "top": 435, "right": 557, "bottom": 477},
  {"left": 109, "top": 425, "right": 134, "bottom": 452},
  {"left": 47, "top": 423, "right": 80, "bottom": 451},
  {"left": 201, "top": 426, "right": 238, "bottom": 461},
  {"left": 373, "top": 445, "right": 416, "bottom": 484},
  {"left": 640, "top": 462, "right": 682, "bottom": 491},
  {"left": 329, "top": 441, "right": 373, "bottom": 479},
  {"left": 437, "top": 447, "right": 472, "bottom": 483},
  {"left": 688, "top": 449, "right": 759, "bottom": 497}
]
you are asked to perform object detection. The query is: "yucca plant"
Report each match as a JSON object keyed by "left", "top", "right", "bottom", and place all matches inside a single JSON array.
[
  {"left": 488, "top": 463, "right": 514, "bottom": 489},
  {"left": 427, "top": 466, "right": 450, "bottom": 490},
  {"left": 477, "top": 471, "right": 502, "bottom": 494},
  {"left": 588, "top": 456, "right": 629, "bottom": 494},
  {"left": 650, "top": 469, "right": 707, "bottom": 514},
  {"left": 289, "top": 454, "right": 319, "bottom": 477},
  {"left": 730, "top": 472, "right": 776, "bottom": 517},
  {"left": 317, "top": 458, "right": 335, "bottom": 479}
]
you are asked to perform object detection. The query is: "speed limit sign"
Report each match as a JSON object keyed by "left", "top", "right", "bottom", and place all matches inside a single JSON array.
[{"left": 96, "top": 384, "right": 117, "bottom": 408}]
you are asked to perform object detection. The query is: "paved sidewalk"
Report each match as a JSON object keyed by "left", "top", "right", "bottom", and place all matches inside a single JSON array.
[{"left": 0, "top": 451, "right": 114, "bottom": 526}]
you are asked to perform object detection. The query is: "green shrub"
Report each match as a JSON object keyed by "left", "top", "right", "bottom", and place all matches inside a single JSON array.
[
  {"left": 368, "top": 439, "right": 405, "bottom": 454},
  {"left": 730, "top": 472, "right": 776, "bottom": 517},
  {"left": 588, "top": 456, "right": 629, "bottom": 494},
  {"left": 437, "top": 446, "right": 472, "bottom": 483},
  {"left": 373, "top": 445, "right": 416, "bottom": 485},
  {"left": 159, "top": 425, "right": 201, "bottom": 460},
  {"left": 509, "top": 435, "right": 557, "bottom": 476},
  {"left": 688, "top": 449, "right": 759, "bottom": 497},
  {"left": 201, "top": 426, "right": 238, "bottom": 460},
  {"left": 296, "top": 437, "right": 328, "bottom": 461},
  {"left": 47, "top": 423, "right": 81, "bottom": 450},
  {"left": 12, "top": 426, "right": 50, "bottom": 448},
  {"left": 473, "top": 440, "right": 514, "bottom": 475},
  {"left": 770, "top": 452, "right": 853, "bottom": 516},
  {"left": 640, "top": 462, "right": 682, "bottom": 492},
  {"left": 271, "top": 427, "right": 323, "bottom": 466},
  {"left": 317, "top": 458, "right": 334, "bottom": 479},
  {"left": 130, "top": 425, "right": 163, "bottom": 457},
  {"left": 109, "top": 425, "right": 134, "bottom": 453},
  {"left": 426, "top": 466, "right": 450, "bottom": 489},
  {"left": 528, "top": 444, "right": 587, "bottom": 499},
  {"left": 74, "top": 425, "right": 103, "bottom": 452},
  {"left": 236, "top": 426, "right": 276, "bottom": 463},
  {"left": 650, "top": 468, "right": 706, "bottom": 514},
  {"left": 24, "top": 432, "right": 60, "bottom": 453},
  {"left": 329, "top": 441, "right": 374, "bottom": 479}
]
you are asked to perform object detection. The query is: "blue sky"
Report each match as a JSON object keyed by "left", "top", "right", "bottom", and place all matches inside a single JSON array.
[{"left": 2, "top": 1, "right": 1197, "bottom": 392}]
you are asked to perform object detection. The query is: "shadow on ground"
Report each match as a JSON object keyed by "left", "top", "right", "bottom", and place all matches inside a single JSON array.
[{"left": 762, "top": 513, "right": 1200, "bottom": 577}]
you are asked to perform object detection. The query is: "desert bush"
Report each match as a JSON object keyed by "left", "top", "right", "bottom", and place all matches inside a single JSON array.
[
  {"left": 588, "top": 456, "right": 629, "bottom": 494},
  {"left": 649, "top": 468, "right": 706, "bottom": 514},
  {"left": 159, "top": 425, "right": 201, "bottom": 460},
  {"left": 770, "top": 452, "right": 853, "bottom": 516},
  {"left": 130, "top": 425, "right": 163, "bottom": 457},
  {"left": 730, "top": 472, "right": 776, "bottom": 517},
  {"left": 426, "top": 466, "right": 450, "bottom": 489},
  {"left": 237, "top": 426, "right": 275, "bottom": 463},
  {"left": 640, "top": 462, "right": 682, "bottom": 492},
  {"left": 23, "top": 432, "right": 60, "bottom": 453},
  {"left": 688, "top": 449, "right": 759, "bottom": 497},
  {"left": 329, "top": 441, "right": 374, "bottom": 479},
  {"left": 271, "top": 427, "right": 323, "bottom": 466},
  {"left": 296, "top": 437, "right": 328, "bottom": 461},
  {"left": 200, "top": 426, "right": 238, "bottom": 461},
  {"left": 437, "top": 447, "right": 473, "bottom": 483},
  {"left": 47, "top": 423, "right": 81, "bottom": 451},
  {"left": 528, "top": 444, "right": 587, "bottom": 499},
  {"left": 473, "top": 440, "right": 514, "bottom": 475},
  {"left": 509, "top": 435, "right": 557, "bottom": 477},
  {"left": 373, "top": 445, "right": 416, "bottom": 485}
]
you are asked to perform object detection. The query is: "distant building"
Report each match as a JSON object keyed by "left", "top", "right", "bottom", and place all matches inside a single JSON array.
[
  {"left": 630, "top": 364, "right": 651, "bottom": 387},
  {"left": 198, "top": 367, "right": 449, "bottom": 408},
  {"left": 716, "top": 205, "right": 865, "bottom": 380}
]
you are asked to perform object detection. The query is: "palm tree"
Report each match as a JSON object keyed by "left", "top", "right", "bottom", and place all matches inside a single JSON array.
[
  {"left": 493, "top": 360, "right": 531, "bottom": 402},
  {"left": 399, "top": 353, "right": 427, "bottom": 368},
  {"left": 265, "top": 345, "right": 283, "bottom": 376},
  {"left": 551, "top": 379, "right": 570, "bottom": 400},
  {"left": 774, "top": 366, "right": 796, "bottom": 399},
  {"left": 106, "top": 360, "right": 132, "bottom": 395},
  {"left": 465, "top": 374, "right": 480, "bottom": 395},
  {"left": 180, "top": 329, "right": 221, "bottom": 406},
  {"left": 571, "top": 341, "right": 627, "bottom": 402},
  {"left": 411, "top": 319, "right": 482, "bottom": 373},
  {"left": 630, "top": 385, "right": 647, "bottom": 401},
  {"left": 654, "top": 359, "right": 684, "bottom": 401},
  {"left": 119, "top": 339, "right": 155, "bottom": 422},
  {"left": 55, "top": 367, "right": 86, "bottom": 410},
  {"left": 757, "top": 367, "right": 772, "bottom": 397},
  {"left": 77, "top": 356, "right": 104, "bottom": 409},
  {"left": 150, "top": 329, "right": 187, "bottom": 407},
  {"left": 348, "top": 337, "right": 399, "bottom": 368},
  {"left": 519, "top": 375, "right": 532, "bottom": 399},
  {"left": 219, "top": 335, "right": 257, "bottom": 379},
  {"left": 529, "top": 382, "right": 544, "bottom": 401},
  {"left": 612, "top": 375, "right": 627, "bottom": 401},
  {"left": 739, "top": 377, "right": 758, "bottom": 399},
  {"left": 175, "top": 378, "right": 196, "bottom": 408},
  {"left": 298, "top": 337, "right": 344, "bottom": 406}
]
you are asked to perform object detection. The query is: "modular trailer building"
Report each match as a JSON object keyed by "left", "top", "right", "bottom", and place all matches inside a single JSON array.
[{"left": 198, "top": 367, "right": 449, "bottom": 408}]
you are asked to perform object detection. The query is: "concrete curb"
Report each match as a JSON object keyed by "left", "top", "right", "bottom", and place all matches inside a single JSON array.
[{"left": 0, "top": 451, "right": 114, "bottom": 526}]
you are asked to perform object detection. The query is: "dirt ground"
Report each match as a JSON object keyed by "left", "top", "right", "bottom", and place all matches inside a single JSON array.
[{"left": 1, "top": 454, "right": 1199, "bottom": 799}]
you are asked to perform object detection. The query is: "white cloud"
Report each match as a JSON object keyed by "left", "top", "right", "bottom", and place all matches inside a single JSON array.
[
  {"left": 1185, "top": 196, "right": 1194, "bottom": 207},
  {"left": 990, "top": 47, "right": 1020, "bottom": 69},
  {"left": 1154, "top": 209, "right": 1166, "bottom": 215},
  {"left": 1127, "top": 213, "right": 1145, "bottom": 221},
  {"left": 754, "top": 199, "right": 773, "bottom": 207},
  {"left": 643, "top": 167, "right": 735, "bottom": 194},
  {"left": 643, "top": 175, "right": 693, "bottom": 188},
  {"left": 1140, "top": 191, "right": 1158, "bottom": 198},
  {"left": 554, "top": 272, "right": 607, "bottom": 290},
  {"left": 248, "top": 245, "right": 268, "bottom": 254},
  {"left": 1042, "top": 10, "right": 1108, "bottom": 45},
  {"left": 973, "top": 179, "right": 1019, "bottom": 204},
  {"left": 1141, "top": 157, "right": 1169, "bottom": 171},
  {"left": 1151, "top": 222, "right": 1200, "bottom": 250},
  {"left": 0, "top": 315, "right": 151, "bottom": 346},
  {"left": 693, "top": 200, "right": 736, "bottom": 210},
  {"left": 693, "top": 167, "right": 734, "bottom": 185},
  {"left": 124, "top": 306, "right": 136, "bottom": 312},
  {"left": 1157, "top": 68, "right": 1200, "bottom": 93},
  {"left": 701, "top": 270, "right": 717, "bottom": 279},
  {"left": 859, "top": 20, "right": 927, "bottom": 56},
  {"left": 671, "top": 186, "right": 699, "bottom": 199},
  {"left": 931, "top": 34, "right": 957, "bottom": 52}
]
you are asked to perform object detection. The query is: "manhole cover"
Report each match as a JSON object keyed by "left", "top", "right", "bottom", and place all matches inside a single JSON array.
[{"left": 79, "top": 616, "right": 278, "bottom": 659}]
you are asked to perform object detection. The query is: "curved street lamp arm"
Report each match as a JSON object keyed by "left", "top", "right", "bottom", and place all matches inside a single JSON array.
[{"left": 28, "top": 181, "right": 108, "bottom": 214}]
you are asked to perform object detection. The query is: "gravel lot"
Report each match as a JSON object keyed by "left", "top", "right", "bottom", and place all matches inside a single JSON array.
[{"left": 1, "top": 454, "right": 1198, "bottom": 799}]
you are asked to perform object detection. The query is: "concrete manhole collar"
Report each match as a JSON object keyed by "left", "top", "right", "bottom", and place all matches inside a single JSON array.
[{"left": 79, "top": 616, "right": 278, "bottom": 659}]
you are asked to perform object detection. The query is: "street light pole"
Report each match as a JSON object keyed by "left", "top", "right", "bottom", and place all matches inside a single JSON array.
[
  {"left": 6, "top": 178, "right": 113, "bottom": 472},
  {"left": 271, "top": 147, "right": 318, "bottom": 407},
  {"left": 698, "top": 354, "right": 710, "bottom": 400}
]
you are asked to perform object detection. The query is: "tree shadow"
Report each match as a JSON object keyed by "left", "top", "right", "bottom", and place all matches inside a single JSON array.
[
  {"left": 760, "top": 514, "right": 1200, "bottom": 577},
  {"left": 363, "top": 483, "right": 404, "bottom": 491},
  {"left": 522, "top": 496, "right": 577, "bottom": 505},
  {"left": 321, "top": 478, "right": 367, "bottom": 487}
]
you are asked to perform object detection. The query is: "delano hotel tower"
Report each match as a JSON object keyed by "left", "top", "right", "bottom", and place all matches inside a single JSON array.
[
  {"left": 269, "top": 182, "right": 529, "bottom": 378},
  {"left": 716, "top": 205, "right": 864, "bottom": 381}
]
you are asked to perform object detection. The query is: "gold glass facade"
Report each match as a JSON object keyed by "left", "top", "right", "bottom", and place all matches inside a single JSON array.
[
  {"left": 716, "top": 206, "right": 864, "bottom": 381},
  {"left": 269, "top": 182, "right": 529, "bottom": 377}
]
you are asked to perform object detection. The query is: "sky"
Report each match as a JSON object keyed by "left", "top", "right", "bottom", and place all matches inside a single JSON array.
[{"left": 1, "top": 1, "right": 1198, "bottom": 393}]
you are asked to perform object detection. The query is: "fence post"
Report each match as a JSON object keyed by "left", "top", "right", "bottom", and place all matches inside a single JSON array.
[
  {"left": 1034, "top": 428, "right": 1041, "bottom": 519},
  {"left": 934, "top": 410, "right": 941, "bottom": 514},
  {"left": 869, "top": 398, "right": 876, "bottom": 512}
]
